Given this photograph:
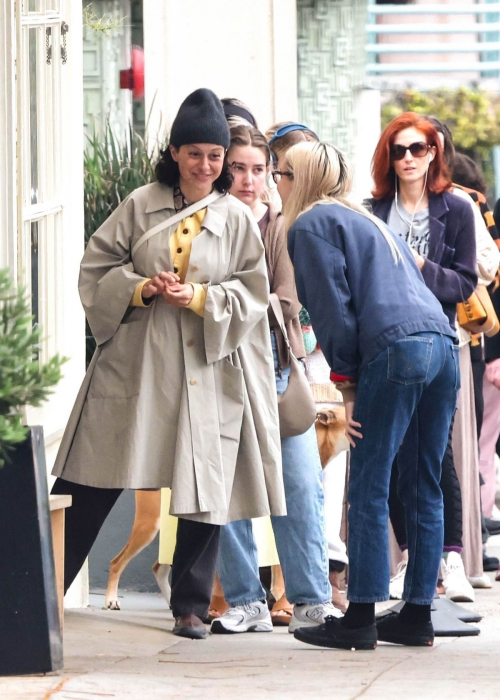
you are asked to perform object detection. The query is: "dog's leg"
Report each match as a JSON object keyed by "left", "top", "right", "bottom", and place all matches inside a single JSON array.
[
  {"left": 271, "top": 564, "right": 286, "bottom": 602},
  {"left": 105, "top": 490, "right": 161, "bottom": 610}
]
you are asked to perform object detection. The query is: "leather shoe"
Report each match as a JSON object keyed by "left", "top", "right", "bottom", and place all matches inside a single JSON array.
[
  {"left": 376, "top": 610, "right": 433, "bottom": 647},
  {"left": 294, "top": 615, "right": 377, "bottom": 650},
  {"left": 173, "top": 614, "right": 207, "bottom": 640}
]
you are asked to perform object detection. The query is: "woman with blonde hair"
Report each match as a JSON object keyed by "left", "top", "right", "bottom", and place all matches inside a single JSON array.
[
  {"left": 212, "top": 124, "right": 336, "bottom": 635},
  {"left": 267, "top": 122, "right": 350, "bottom": 608},
  {"left": 282, "top": 141, "right": 460, "bottom": 650}
]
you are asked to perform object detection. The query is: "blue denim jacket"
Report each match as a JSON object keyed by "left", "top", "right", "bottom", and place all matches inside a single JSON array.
[{"left": 287, "top": 202, "right": 457, "bottom": 380}]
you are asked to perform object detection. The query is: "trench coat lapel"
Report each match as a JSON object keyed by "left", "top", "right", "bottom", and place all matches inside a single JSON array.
[{"left": 145, "top": 183, "right": 175, "bottom": 213}]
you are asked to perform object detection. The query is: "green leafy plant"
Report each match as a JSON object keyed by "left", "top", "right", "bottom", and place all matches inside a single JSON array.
[
  {"left": 84, "top": 118, "right": 168, "bottom": 362},
  {"left": 83, "top": 3, "right": 126, "bottom": 36},
  {"left": 382, "top": 88, "right": 500, "bottom": 188},
  {"left": 382, "top": 88, "right": 500, "bottom": 157},
  {"left": 0, "top": 270, "right": 67, "bottom": 467}
]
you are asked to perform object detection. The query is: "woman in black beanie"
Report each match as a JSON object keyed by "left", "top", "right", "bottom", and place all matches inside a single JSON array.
[{"left": 51, "top": 88, "right": 285, "bottom": 640}]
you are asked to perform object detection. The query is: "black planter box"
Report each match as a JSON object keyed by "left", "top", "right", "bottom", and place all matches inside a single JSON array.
[{"left": 0, "top": 426, "right": 63, "bottom": 675}]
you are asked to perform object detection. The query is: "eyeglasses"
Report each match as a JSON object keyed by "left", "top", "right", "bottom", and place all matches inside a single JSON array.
[
  {"left": 390, "top": 142, "right": 430, "bottom": 161},
  {"left": 272, "top": 170, "right": 294, "bottom": 184}
]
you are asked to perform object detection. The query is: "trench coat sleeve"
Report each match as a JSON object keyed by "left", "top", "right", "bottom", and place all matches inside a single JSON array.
[
  {"left": 79, "top": 196, "right": 149, "bottom": 346},
  {"left": 204, "top": 214, "right": 270, "bottom": 364},
  {"left": 421, "top": 203, "right": 477, "bottom": 305}
]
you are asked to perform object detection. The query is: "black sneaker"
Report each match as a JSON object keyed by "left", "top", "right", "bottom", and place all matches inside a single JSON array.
[
  {"left": 376, "top": 610, "right": 434, "bottom": 646},
  {"left": 294, "top": 615, "right": 377, "bottom": 650}
]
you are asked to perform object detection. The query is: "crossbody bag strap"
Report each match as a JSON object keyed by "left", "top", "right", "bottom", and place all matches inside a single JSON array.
[
  {"left": 269, "top": 293, "right": 294, "bottom": 359},
  {"left": 131, "top": 190, "right": 223, "bottom": 257}
]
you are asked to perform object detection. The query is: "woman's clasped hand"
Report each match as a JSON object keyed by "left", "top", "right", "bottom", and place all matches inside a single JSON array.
[{"left": 142, "top": 271, "right": 195, "bottom": 307}]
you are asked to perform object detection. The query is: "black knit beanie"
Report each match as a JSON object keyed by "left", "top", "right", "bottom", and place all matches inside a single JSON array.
[{"left": 170, "top": 88, "right": 230, "bottom": 149}]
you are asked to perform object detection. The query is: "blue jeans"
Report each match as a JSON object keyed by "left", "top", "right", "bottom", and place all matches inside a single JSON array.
[
  {"left": 347, "top": 332, "right": 459, "bottom": 605},
  {"left": 217, "top": 334, "right": 331, "bottom": 606}
]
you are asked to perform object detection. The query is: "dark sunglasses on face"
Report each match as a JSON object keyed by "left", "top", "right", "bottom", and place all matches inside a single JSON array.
[{"left": 390, "top": 142, "right": 431, "bottom": 161}]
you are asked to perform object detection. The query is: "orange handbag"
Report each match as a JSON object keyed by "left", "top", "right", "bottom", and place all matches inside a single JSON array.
[{"left": 457, "top": 285, "right": 500, "bottom": 337}]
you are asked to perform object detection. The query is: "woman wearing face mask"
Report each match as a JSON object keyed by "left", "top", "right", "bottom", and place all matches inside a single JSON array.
[
  {"left": 51, "top": 89, "right": 286, "bottom": 640},
  {"left": 368, "top": 113, "right": 484, "bottom": 601},
  {"left": 212, "top": 124, "right": 337, "bottom": 635},
  {"left": 282, "top": 140, "right": 460, "bottom": 650}
]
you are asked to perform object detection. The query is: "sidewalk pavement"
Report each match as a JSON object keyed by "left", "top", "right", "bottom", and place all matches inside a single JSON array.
[{"left": 4, "top": 539, "right": 500, "bottom": 700}]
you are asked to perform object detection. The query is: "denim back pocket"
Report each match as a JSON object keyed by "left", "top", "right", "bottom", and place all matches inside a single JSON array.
[{"left": 387, "top": 337, "right": 433, "bottom": 385}]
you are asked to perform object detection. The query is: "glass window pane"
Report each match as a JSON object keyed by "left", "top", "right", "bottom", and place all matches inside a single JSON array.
[
  {"left": 29, "top": 27, "right": 39, "bottom": 205},
  {"left": 45, "top": 1, "right": 60, "bottom": 13},
  {"left": 31, "top": 220, "right": 39, "bottom": 330}
]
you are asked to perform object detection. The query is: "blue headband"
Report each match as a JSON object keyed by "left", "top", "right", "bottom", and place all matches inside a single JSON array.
[{"left": 268, "top": 123, "right": 317, "bottom": 145}]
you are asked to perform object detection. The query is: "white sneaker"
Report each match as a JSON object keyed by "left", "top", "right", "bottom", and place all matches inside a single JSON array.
[
  {"left": 442, "top": 552, "right": 475, "bottom": 602},
  {"left": 389, "top": 561, "right": 407, "bottom": 600},
  {"left": 288, "top": 602, "right": 343, "bottom": 634},
  {"left": 210, "top": 601, "right": 272, "bottom": 634},
  {"left": 492, "top": 504, "right": 500, "bottom": 521},
  {"left": 468, "top": 573, "right": 493, "bottom": 589}
]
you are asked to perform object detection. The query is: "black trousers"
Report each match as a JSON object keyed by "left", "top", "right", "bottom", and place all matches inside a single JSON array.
[
  {"left": 388, "top": 416, "right": 463, "bottom": 551},
  {"left": 51, "top": 478, "right": 220, "bottom": 619},
  {"left": 470, "top": 342, "right": 485, "bottom": 441}
]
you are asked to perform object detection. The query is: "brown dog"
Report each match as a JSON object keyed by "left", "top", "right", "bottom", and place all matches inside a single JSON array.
[
  {"left": 105, "top": 490, "right": 170, "bottom": 610},
  {"left": 315, "top": 407, "right": 349, "bottom": 468},
  {"left": 105, "top": 408, "right": 349, "bottom": 611}
]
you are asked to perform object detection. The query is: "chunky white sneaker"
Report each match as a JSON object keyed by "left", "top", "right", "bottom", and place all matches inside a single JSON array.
[
  {"left": 210, "top": 601, "right": 273, "bottom": 634},
  {"left": 442, "top": 552, "right": 475, "bottom": 602},
  {"left": 389, "top": 561, "right": 407, "bottom": 600},
  {"left": 468, "top": 573, "right": 493, "bottom": 589},
  {"left": 288, "top": 602, "right": 343, "bottom": 634}
]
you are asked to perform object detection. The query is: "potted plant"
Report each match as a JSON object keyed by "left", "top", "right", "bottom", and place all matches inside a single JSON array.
[{"left": 0, "top": 269, "right": 67, "bottom": 676}]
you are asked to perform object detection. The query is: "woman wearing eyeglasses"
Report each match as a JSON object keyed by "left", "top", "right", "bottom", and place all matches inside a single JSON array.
[
  {"left": 212, "top": 124, "right": 337, "bottom": 635},
  {"left": 267, "top": 122, "right": 350, "bottom": 611},
  {"left": 283, "top": 141, "right": 461, "bottom": 650}
]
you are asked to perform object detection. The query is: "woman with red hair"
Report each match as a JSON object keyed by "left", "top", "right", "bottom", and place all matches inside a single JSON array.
[
  {"left": 368, "top": 112, "right": 478, "bottom": 607},
  {"left": 370, "top": 112, "right": 476, "bottom": 324}
]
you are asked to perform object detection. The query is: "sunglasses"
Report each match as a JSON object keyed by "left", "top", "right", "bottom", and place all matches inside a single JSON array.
[{"left": 390, "top": 142, "right": 430, "bottom": 161}]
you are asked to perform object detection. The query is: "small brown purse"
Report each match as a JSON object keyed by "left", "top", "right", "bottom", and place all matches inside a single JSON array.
[
  {"left": 457, "top": 285, "right": 500, "bottom": 337},
  {"left": 269, "top": 295, "right": 317, "bottom": 438}
]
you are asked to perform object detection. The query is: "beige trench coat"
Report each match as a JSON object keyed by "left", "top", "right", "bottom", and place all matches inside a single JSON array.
[{"left": 53, "top": 183, "right": 286, "bottom": 525}]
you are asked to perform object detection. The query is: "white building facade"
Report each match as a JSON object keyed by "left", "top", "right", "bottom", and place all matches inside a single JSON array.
[{"left": 1, "top": 0, "right": 372, "bottom": 603}]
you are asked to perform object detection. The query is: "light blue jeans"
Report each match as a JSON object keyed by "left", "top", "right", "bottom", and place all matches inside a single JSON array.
[{"left": 217, "top": 333, "right": 332, "bottom": 606}]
